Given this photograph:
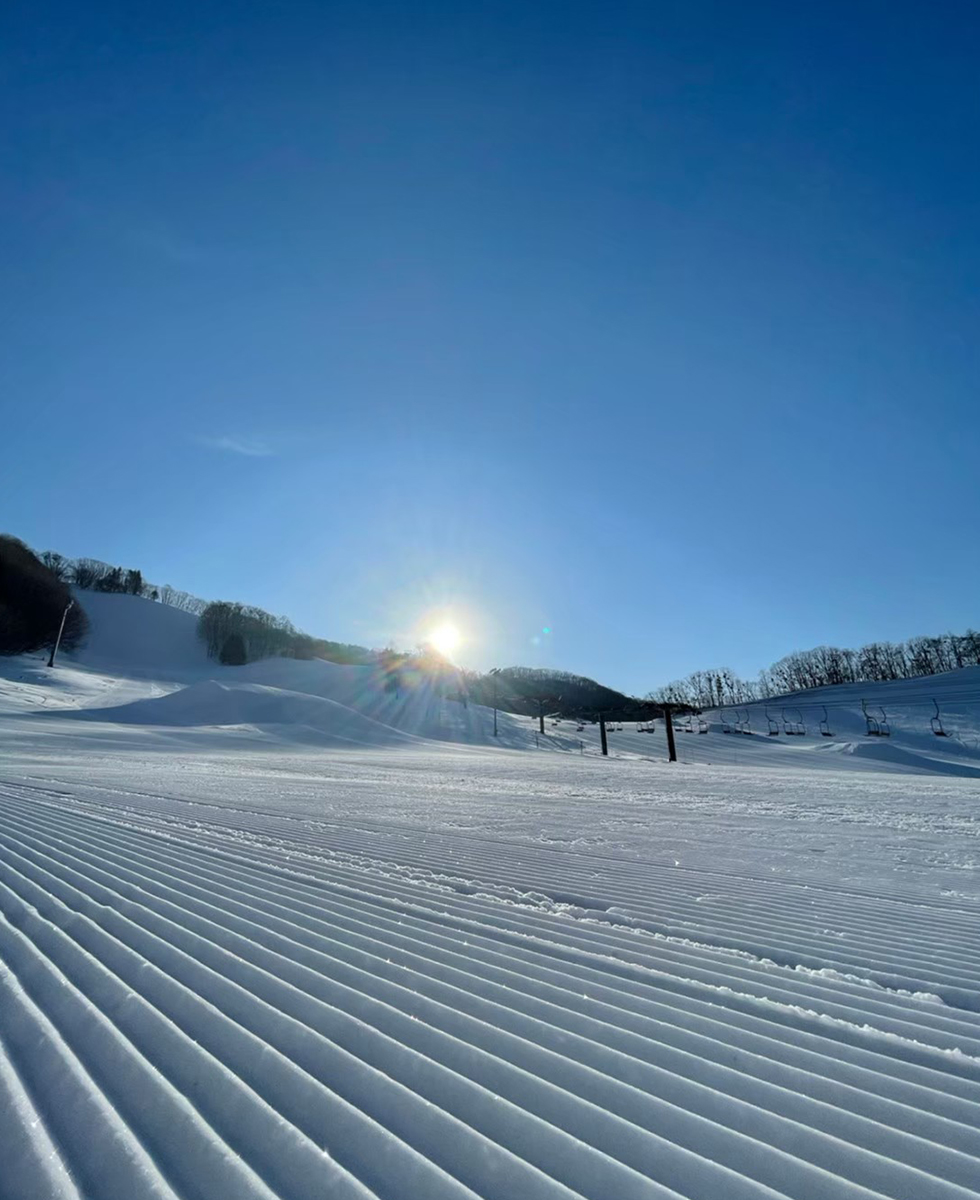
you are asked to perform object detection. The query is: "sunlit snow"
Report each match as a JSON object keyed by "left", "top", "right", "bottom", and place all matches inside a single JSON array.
[{"left": 1, "top": 593, "right": 978, "bottom": 1198}]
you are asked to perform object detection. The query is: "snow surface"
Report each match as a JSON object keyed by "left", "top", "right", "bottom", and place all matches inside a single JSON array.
[{"left": 1, "top": 593, "right": 979, "bottom": 1198}]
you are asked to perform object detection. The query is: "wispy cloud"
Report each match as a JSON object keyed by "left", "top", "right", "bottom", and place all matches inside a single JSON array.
[
  {"left": 65, "top": 200, "right": 212, "bottom": 265},
  {"left": 125, "top": 223, "right": 208, "bottom": 265},
  {"left": 196, "top": 435, "right": 275, "bottom": 458}
]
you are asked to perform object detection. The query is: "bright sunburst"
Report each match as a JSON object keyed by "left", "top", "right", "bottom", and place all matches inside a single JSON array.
[{"left": 428, "top": 621, "right": 462, "bottom": 658}]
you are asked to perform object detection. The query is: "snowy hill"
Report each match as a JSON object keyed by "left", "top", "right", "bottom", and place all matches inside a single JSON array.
[
  {"left": 1, "top": 589, "right": 978, "bottom": 775},
  {"left": 2, "top": 591, "right": 560, "bottom": 750},
  {"left": 525, "top": 668, "right": 980, "bottom": 778},
  {"left": 69, "top": 589, "right": 210, "bottom": 676},
  {"left": 575, "top": 671, "right": 980, "bottom": 778}
]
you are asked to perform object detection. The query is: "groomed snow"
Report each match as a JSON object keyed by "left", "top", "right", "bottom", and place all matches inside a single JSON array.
[{"left": 1, "top": 593, "right": 979, "bottom": 1198}]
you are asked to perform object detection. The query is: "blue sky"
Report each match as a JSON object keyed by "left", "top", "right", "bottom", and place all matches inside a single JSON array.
[{"left": 4, "top": 1, "right": 979, "bottom": 694}]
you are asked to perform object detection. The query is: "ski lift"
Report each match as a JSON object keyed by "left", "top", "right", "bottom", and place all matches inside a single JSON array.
[
  {"left": 680, "top": 712, "right": 694, "bottom": 734},
  {"left": 781, "top": 708, "right": 805, "bottom": 736},
  {"left": 765, "top": 706, "right": 780, "bottom": 735},
  {"left": 819, "top": 705, "right": 833, "bottom": 737},
  {"left": 862, "top": 700, "right": 891, "bottom": 737},
  {"left": 720, "top": 708, "right": 734, "bottom": 734},
  {"left": 931, "top": 698, "right": 949, "bottom": 737},
  {"left": 576, "top": 723, "right": 585, "bottom": 732},
  {"left": 738, "top": 707, "right": 752, "bottom": 736},
  {"left": 696, "top": 712, "right": 708, "bottom": 734}
]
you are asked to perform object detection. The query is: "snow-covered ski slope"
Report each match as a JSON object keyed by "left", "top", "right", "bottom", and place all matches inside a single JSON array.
[
  {"left": 2, "top": 591, "right": 980, "bottom": 1198},
  {"left": 4, "top": 590, "right": 980, "bottom": 775}
]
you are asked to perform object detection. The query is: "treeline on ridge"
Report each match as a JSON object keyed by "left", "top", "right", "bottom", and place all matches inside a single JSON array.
[
  {"left": 464, "top": 665, "right": 634, "bottom": 717},
  {"left": 34, "top": 550, "right": 205, "bottom": 613},
  {"left": 197, "top": 601, "right": 375, "bottom": 666},
  {"left": 652, "top": 629, "right": 980, "bottom": 709}
]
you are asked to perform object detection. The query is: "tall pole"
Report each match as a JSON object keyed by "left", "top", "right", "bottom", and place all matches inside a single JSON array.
[
  {"left": 489, "top": 667, "right": 500, "bottom": 736},
  {"left": 599, "top": 714, "right": 608, "bottom": 756},
  {"left": 48, "top": 599, "right": 74, "bottom": 668},
  {"left": 663, "top": 705, "right": 677, "bottom": 763}
]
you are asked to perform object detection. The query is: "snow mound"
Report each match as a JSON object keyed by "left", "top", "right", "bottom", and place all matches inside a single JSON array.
[
  {"left": 68, "top": 680, "right": 421, "bottom": 746},
  {"left": 818, "top": 739, "right": 980, "bottom": 778}
]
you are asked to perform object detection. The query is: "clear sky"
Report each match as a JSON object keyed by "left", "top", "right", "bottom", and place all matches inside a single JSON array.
[{"left": 4, "top": 1, "right": 979, "bottom": 695}]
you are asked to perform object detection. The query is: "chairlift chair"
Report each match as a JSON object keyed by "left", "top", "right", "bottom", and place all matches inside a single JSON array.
[
  {"left": 782, "top": 708, "right": 805, "bottom": 736},
  {"left": 931, "top": 699, "right": 949, "bottom": 737},
  {"left": 862, "top": 700, "right": 890, "bottom": 737},
  {"left": 819, "top": 705, "right": 833, "bottom": 737},
  {"left": 696, "top": 713, "right": 708, "bottom": 734},
  {"left": 720, "top": 708, "right": 734, "bottom": 735},
  {"left": 765, "top": 706, "right": 780, "bottom": 735},
  {"left": 739, "top": 708, "right": 752, "bottom": 736},
  {"left": 681, "top": 712, "right": 694, "bottom": 734}
]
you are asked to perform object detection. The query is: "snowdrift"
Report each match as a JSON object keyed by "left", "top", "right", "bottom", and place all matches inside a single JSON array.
[
  {"left": 817, "top": 739, "right": 980, "bottom": 778},
  {"left": 69, "top": 680, "right": 422, "bottom": 747}
]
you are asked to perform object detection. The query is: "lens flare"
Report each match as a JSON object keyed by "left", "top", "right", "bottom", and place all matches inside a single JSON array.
[{"left": 428, "top": 622, "right": 461, "bottom": 658}]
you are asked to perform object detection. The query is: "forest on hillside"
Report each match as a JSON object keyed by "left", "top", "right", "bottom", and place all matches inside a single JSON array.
[
  {"left": 0, "top": 537, "right": 89, "bottom": 656},
  {"left": 464, "top": 666, "right": 634, "bottom": 717},
  {"left": 652, "top": 631, "right": 980, "bottom": 709}
]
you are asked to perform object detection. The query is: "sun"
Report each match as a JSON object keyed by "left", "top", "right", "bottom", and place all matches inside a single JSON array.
[{"left": 428, "top": 621, "right": 461, "bottom": 658}]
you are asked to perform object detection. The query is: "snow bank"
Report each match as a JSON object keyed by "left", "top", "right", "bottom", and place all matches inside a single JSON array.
[{"left": 68, "top": 680, "right": 422, "bottom": 747}]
